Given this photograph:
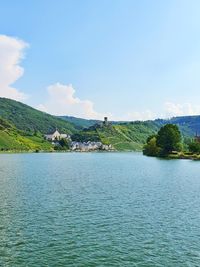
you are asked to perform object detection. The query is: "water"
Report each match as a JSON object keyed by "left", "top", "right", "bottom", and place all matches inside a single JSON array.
[{"left": 0, "top": 153, "right": 200, "bottom": 266}]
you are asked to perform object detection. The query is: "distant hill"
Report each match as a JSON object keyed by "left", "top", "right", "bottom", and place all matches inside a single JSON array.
[
  {"left": 60, "top": 114, "right": 200, "bottom": 137},
  {"left": 156, "top": 116, "right": 200, "bottom": 136},
  {"left": 69, "top": 115, "right": 200, "bottom": 151},
  {"left": 59, "top": 116, "right": 99, "bottom": 129},
  {"left": 0, "top": 98, "right": 76, "bottom": 134},
  {"left": 59, "top": 116, "right": 129, "bottom": 128},
  {"left": 71, "top": 121, "right": 160, "bottom": 151}
]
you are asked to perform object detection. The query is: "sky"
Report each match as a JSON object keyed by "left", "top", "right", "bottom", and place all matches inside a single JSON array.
[{"left": 1, "top": 0, "right": 200, "bottom": 120}]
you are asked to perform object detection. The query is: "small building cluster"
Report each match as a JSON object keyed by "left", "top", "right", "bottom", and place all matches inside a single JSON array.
[
  {"left": 71, "top": 141, "right": 113, "bottom": 152},
  {"left": 44, "top": 117, "right": 113, "bottom": 151}
]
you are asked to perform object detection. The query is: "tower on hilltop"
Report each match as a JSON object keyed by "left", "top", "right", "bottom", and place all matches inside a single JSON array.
[{"left": 103, "top": 117, "right": 108, "bottom": 126}]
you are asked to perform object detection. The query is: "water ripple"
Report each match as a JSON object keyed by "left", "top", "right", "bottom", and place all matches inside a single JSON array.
[{"left": 0, "top": 153, "right": 200, "bottom": 266}]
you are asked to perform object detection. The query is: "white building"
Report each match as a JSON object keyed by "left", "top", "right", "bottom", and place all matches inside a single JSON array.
[
  {"left": 44, "top": 130, "right": 70, "bottom": 141},
  {"left": 70, "top": 141, "right": 112, "bottom": 151}
]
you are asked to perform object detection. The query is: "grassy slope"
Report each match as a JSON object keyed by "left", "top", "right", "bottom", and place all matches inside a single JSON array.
[
  {"left": 0, "top": 118, "right": 52, "bottom": 151},
  {"left": 72, "top": 121, "right": 160, "bottom": 151},
  {"left": 0, "top": 98, "right": 76, "bottom": 134}
]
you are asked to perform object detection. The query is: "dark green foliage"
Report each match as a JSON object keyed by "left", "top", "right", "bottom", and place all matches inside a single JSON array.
[
  {"left": 54, "top": 138, "right": 70, "bottom": 151},
  {"left": 146, "top": 134, "right": 157, "bottom": 143},
  {"left": 144, "top": 124, "right": 183, "bottom": 157},
  {"left": 143, "top": 137, "right": 160, "bottom": 156},
  {"left": 59, "top": 138, "right": 70, "bottom": 149},
  {"left": 0, "top": 98, "right": 76, "bottom": 134},
  {"left": 188, "top": 141, "right": 200, "bottom": 154},
  {"left": 72, "top": 128, "right": 101, "bottom": 142},
  {"left": 156, "top": 124, "right": 181, "bottom": 155}
]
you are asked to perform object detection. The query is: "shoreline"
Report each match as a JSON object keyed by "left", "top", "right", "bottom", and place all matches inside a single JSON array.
[
  {"left": 2, "top": 150, "right": 200, "bottom": 160},
  {"left": 168, "top": 153, "right": 200, "bottom": 160},
  {"left": 0, "top": 149, "right": 142, "bottom": 154},
  {"left": 144, "top": 152, "right": 200, "bottom": 161}
]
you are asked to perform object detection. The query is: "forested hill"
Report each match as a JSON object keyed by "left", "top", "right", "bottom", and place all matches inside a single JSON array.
[{"left": 0, "top": 98, "right": 76, "bottom": 134}]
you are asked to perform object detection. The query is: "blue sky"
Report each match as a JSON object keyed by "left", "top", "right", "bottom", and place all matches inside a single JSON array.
[{"left": 1, "top": 0, "right": 200, "bottom": 120}]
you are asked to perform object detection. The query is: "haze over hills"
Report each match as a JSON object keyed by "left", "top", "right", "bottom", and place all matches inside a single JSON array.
[{"left": 0, "top": 97, "right": 199, "bottom": 151}]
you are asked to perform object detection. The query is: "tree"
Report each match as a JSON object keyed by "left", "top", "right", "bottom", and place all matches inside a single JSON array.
[
  {"left": 59, "top": 138, "right": 69, "bottom": 149},
  {"left": 146, "top": 134, "right": 157, "bottom": 143},
  {"left": 143, "top": 136, "right": 160, "bottom": 156},
  {"left": 156, "top": 124, "right": 181, "bottom": 155},
  {"left": 188, "top": 140, "right": 200, "bottom": 154}
]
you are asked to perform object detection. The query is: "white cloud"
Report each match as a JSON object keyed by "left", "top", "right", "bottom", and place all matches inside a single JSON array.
[
  {"left": 0, "top": 35, "right": 28, "bottom": 100},
  {"left": 37, "top": 83, "right": 109, "bottom": 119},
  {"left": 164, "top": 102, "right": 200, "bottom": 117},
  {"left": 117, "top": 102, "right": 200, "bottom": 122},
  {"left": 2, "top": 36, "right": 200, "bottom": 121}
]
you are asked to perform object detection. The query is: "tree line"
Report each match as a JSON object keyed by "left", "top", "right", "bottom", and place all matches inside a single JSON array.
[{"left": 143, "top": 124, "right": 200, "bottom": 157}]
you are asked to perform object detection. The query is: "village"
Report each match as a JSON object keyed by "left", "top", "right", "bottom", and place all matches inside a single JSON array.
[{"left": 44, "top": 117, "right": 113, "bottom": 152}]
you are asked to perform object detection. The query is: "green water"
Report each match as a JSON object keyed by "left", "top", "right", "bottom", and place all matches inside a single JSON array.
[{"left": 1, "top": 153, "right": 200, "bottom": 266}]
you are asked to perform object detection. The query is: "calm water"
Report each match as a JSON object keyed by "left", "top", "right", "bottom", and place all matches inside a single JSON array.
[{"left": 1, "top": 153, "right": 200, "bottom": 266}]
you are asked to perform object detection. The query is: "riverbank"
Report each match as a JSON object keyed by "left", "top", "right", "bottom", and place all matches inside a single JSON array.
[
  {"left": 0, "top": 148, "right": 116, "bottom": 154},
  {"left": 144, "top": 151, "right": 200, "bottom": 160},
  {"left": 168, "top": 152, "right": 200, "bottom": 160},
  {"left": 1, "top": 148, "right": 200, "bottom": 159}
]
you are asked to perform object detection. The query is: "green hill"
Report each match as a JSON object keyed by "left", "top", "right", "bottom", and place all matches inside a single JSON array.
[
  {"left": 72, "top": 121, "right": 160, "bottom": 151},
  {"left": 0, "top": 117, "right": 52, "bottom": 152},
  {"left": 0, "top": 98, "right": 76, "bottom": 134},
  {"left": 0, "top": 98, "right": 199, "bottom": 152},
  {"left": 61, "top": 114, "right": 200, "bottom": 138},
  {"left": 71, "top": 116, "right": 200, "bottom": 151}
]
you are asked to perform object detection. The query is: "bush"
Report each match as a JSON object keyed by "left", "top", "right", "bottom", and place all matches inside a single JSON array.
[
  {"left": 143, "top": 137, "right": 160, "bottom": 156},
  {"left": 188, "top": 141, "right": 200, "bottom": 154}
]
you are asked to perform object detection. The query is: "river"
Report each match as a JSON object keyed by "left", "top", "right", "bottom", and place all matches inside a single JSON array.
[{"left": 0, "top": 152, "right": 200, "bottom": 266}]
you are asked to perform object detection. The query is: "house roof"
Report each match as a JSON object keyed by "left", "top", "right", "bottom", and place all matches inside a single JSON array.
[{"left": 45, "top": 130, "right": 60, "bottom": 135}]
